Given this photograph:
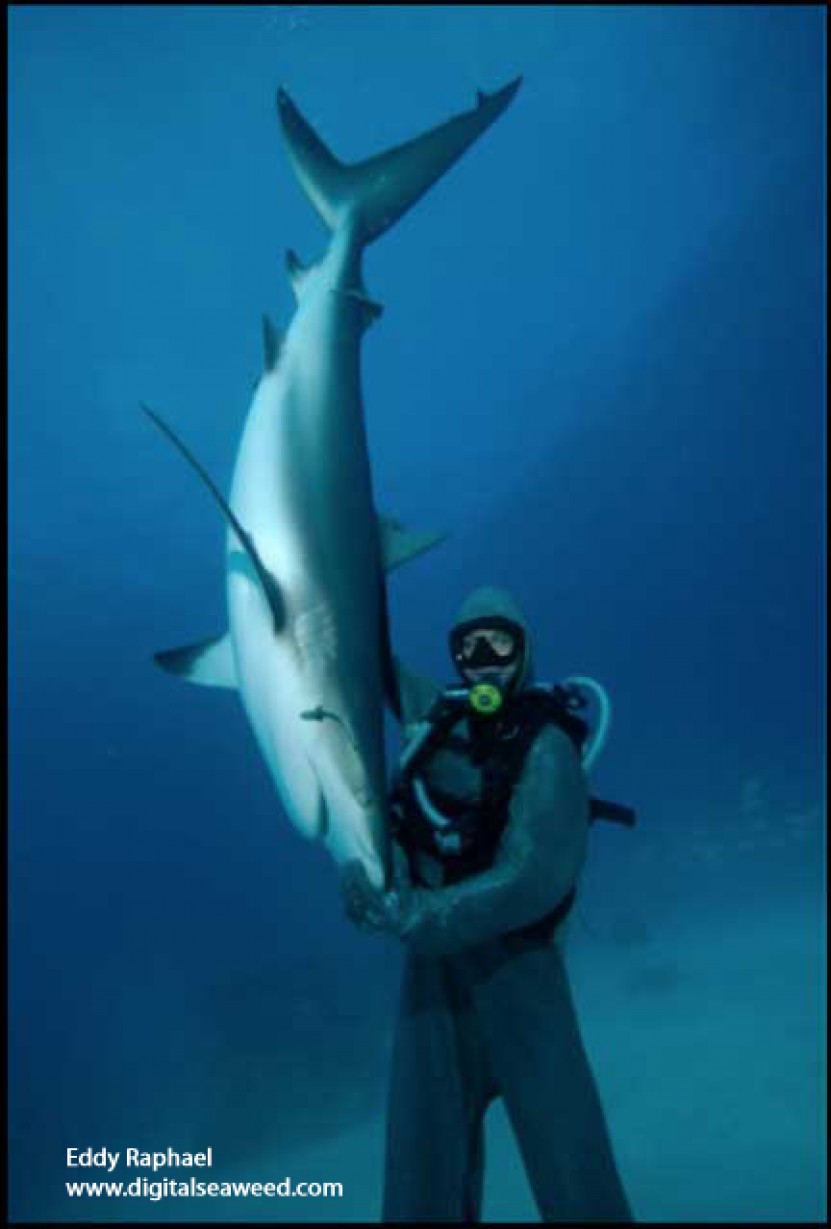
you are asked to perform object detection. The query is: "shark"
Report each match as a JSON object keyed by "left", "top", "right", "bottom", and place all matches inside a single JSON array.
[{"left": 145, "top": 77, "right": 522, "bottom": 890}]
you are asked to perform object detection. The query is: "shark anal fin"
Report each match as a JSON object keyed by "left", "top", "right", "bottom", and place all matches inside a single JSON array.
[
  {"left": 379, "top": 514, "right": 447, "bottom": 572},
  {"left": 155, "top": 632, "right": 237, "bottom": 689},
  {"left": 141, "top": 404, "right": 285, "bottom": 634}
]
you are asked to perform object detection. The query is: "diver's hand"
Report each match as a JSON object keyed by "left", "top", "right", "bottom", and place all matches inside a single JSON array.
[
  {"left": 339, "top": 855, "right": 413, "bottom": 939},
  {"left": 339, "top": 860, "right": 399, "bottom": 934}
]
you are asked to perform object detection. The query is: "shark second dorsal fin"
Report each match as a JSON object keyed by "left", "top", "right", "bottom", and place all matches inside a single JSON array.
[{"left": 285, "top": 248, "right": 315, "bottom": 301}]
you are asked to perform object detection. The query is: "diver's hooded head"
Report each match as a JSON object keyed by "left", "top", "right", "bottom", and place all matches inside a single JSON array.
[{"left": 449, "top": 586, "right": 534, "bottom": 696}]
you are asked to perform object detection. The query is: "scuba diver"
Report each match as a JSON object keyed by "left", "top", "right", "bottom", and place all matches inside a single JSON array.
[{"left": 341, "top": 586, "right": 636, "bottom": 1223}]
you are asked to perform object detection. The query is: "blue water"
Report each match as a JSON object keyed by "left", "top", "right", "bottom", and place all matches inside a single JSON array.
[{"left": 8, "top": 6, "right": 826, "bottom": 1223}]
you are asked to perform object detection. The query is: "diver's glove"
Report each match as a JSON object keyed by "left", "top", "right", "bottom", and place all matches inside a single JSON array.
[
  {"left": 339, "top": 858, "right": 489, "bottom": 955},
  {"left": 340, "top": 860, "right": 398, "bottom": 934},
  {"left": 339, "top": 847, "right": 418, "bottom": 939}
]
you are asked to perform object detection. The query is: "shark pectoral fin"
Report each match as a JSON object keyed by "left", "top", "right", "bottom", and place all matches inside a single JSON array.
[
  {"left": 154, "top": 633, "right": 237, "bottom": 689},
  {"left": 227, "top": 549, "right": 286, "bottom": 632},
  {"left": 379, "top": 515, "right": 448, "bottom": 572},
  {"left": 141, "top": 404, "right": 285, "bottom": 634}
]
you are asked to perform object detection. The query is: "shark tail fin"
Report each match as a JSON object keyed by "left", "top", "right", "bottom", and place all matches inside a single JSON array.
[{"left": 276, "top": 78, "right": 522, "bottom": 244}]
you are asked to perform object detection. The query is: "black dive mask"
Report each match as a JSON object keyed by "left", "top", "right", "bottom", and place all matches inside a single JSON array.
[{"left": 450, "top": 616, "right": 525, "bottom": 672}]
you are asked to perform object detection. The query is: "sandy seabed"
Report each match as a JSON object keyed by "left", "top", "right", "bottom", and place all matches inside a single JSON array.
[
  {"left": 235, "top": 886, "right": 825, "bottom": 1223},
  {"left": 18, "top": 812, "right": 826, "bottom": 1225}
]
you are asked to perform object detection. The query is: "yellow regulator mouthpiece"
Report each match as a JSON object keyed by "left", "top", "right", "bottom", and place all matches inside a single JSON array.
[{"left": 469, "top": 683, "right": 504, "bottom": 715}]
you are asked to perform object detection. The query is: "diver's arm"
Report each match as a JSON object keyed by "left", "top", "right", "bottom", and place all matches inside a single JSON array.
[{"left": 398, "top": 725, "right": 590, "bottom": 956}]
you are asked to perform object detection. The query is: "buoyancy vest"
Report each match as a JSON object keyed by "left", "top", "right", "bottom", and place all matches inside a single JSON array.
[{"left": 390, "top": 684, "right": 635, "bottom": 906}]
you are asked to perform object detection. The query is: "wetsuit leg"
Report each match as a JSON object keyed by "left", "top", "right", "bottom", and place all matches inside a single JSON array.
[
  {"left": 383, "top": 952, "right": 496, "bottom": 1223},
  {"left": 467, "top": 939, "right": 634, "bottom": 1224}
]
